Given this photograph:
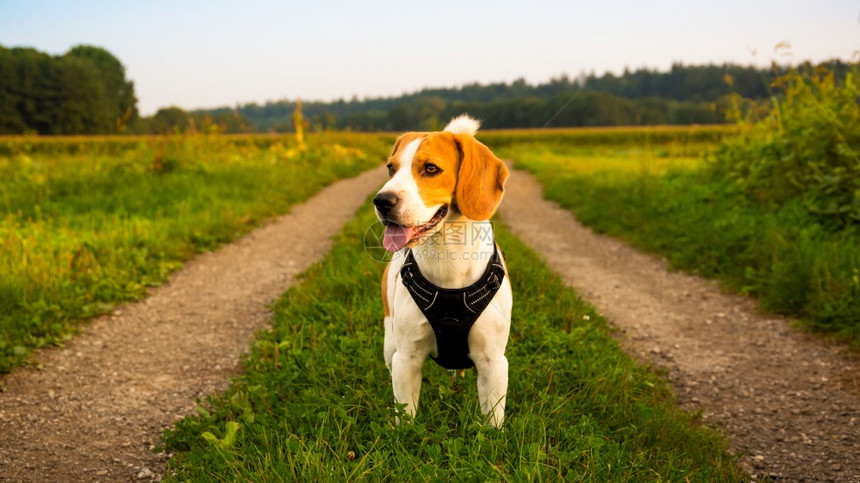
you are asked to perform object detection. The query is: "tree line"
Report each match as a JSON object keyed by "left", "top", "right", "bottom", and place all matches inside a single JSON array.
[
  {"left": 0, "top": 45, "right": 137, "bottom": 135},
  {"left": 202, "top": 60, "right": 853, "bottom": 132},
  {"left": 0, "top": 44, "right": 251, "bottom": 135},
  {"left": 0, "top": 43, "right": 852, "bottom": 135}
]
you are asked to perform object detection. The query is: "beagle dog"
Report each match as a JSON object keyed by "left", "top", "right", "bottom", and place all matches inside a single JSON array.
[{"left": 374, "top": 114, "right": 512, "bottom": 428}]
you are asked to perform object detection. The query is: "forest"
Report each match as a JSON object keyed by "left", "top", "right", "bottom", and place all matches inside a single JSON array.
[
  {"left": 0, "top": 45, "right": 137, "bottom": 134},
  {"left": 0, "top": 43, "right": 853, "bottom": 134}
]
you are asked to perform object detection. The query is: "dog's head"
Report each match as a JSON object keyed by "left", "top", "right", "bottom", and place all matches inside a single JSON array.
[{"left": 374, "top": 114, "right": 509, "bottom": 253}]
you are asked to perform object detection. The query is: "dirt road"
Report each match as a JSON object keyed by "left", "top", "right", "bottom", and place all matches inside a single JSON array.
[
  {"left": 0, "top": 166, "right": 386, "bottom": 482},
  {"left": 1, "top": 163, "right": 857, "bottom": 482},
  {"left": 498, "top": 168, "right": 860, "bottom": 482}
]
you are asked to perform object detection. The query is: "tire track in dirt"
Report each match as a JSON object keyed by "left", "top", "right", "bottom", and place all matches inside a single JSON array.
[
  {"left": 499, "top": 168, "right": 860, "bottom": 482},
  {"left": 0, "top": 166, "right": 386, "bottom": 482}
]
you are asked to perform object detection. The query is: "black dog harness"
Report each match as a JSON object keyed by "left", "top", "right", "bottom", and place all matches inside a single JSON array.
[{"left": 400, "top": 246, "right": 507, "bottom": 370}]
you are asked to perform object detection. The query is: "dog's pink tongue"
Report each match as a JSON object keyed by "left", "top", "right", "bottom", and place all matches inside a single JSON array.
[{"left": 383, "top": 224, "right": 414, "bottom": 252}]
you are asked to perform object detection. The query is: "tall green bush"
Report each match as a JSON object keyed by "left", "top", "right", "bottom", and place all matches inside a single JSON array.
[{"left": 713, "top": 66, "right": 860, "bottom": 229}]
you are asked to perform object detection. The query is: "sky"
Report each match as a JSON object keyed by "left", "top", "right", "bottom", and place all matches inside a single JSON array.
[{"left": 1, "top": 0, "right": 858, "bottom": 116}]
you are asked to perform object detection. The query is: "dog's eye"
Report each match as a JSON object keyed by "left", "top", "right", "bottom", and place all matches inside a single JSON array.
[
  {"left": 387, "top": 164, "right": 395, "bottom": 177},
  {"left": 424, "top": 163, "right": 441, "bottom": 176}
]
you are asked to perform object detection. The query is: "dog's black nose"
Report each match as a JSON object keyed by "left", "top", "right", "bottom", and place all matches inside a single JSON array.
[{"left": 373, "top": 192, "right": 398, "bottom": 215}]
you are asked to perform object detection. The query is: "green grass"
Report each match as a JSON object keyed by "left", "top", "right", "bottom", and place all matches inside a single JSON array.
[
  {"left": 510, "top": 68, "right": 860, "bottom": 344},
  {"left": 481, "top": 125, "right": 730, "bottom": 151},
  {"left": 513, "top": 141, "right": 860, "bottom": 345},
  {"left": 162, "top": 201, "right": 741, "bottom": 481},
  {"left": 0, "top": 133, "right": 392, "bottom": 372}
]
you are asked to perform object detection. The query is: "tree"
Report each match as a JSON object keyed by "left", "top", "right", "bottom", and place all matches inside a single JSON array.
[
  {"left": 11, "top": 47, "right": 59, "bottom": 134},
  {"left": 0, "top": 44, "right": 139, "bottom": 134},
  {"left": 54, "top": 55, "right": 109, "bottom": 134},
  {"left": 0, "top": 47, "right": 26, "bottom": 133},
  {"left": 65, "top": 45, "right": 138, "bottom": 132},
  {"left": 152, "top": 106, "right": 191, "bottom": 134}
]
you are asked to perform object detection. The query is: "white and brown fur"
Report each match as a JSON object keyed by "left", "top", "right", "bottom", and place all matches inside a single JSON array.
[{"left": 374, "top": 115, "right": 512, "bottom": 427}]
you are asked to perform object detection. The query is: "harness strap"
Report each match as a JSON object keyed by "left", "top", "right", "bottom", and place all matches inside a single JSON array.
[{"left": 400, "top": 246, "right": 506, "bottom": 370}]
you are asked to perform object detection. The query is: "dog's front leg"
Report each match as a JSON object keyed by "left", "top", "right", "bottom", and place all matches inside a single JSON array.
[
  {"left": 390, "top": 350, "right": 424, "bottom": 422},
  {"left": 474, "top": 355, "right": 508, "bottom": 428},
  {"left": 383, "top": 316, "right": 396, "bottom": 372}
]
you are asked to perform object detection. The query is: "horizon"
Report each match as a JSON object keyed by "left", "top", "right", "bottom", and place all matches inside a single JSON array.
[
  {"left": 193, "top": 56, "right": 852, "bottom": 109},
  {"left": 1, "top": 0, "right": 858, "bottom": 116}
]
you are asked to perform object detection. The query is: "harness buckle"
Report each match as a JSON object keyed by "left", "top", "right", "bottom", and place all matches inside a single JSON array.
[
  {"left": 488, "top": 273, "right": 501, "bottom": 291},
  {"left": 401, "top": 267, "right": 414, "bottom": 286}
]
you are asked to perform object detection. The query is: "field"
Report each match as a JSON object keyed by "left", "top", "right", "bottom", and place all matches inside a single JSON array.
[
  {"left": 162, "top": 200, "right": 740, "bottom": 481},
  {"left": 496, "top": 91, "right": 860, "bottom": 345},
  {"left": 0, "top": 126, "right": 726, "bottom": 374},
  {"left": 0, "top": 133, "right": 392, "bottom": 372},
  {"left": 3, "top": 108, "right": 856, "bottom": 479},
  {"left": 486, "top": 125, "right": 724, "bottom": 176},
  {"left": 0, "top": 127, "right": 748, "bottom": 480}
]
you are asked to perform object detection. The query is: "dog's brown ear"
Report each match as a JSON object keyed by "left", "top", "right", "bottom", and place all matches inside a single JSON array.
[{"left": 453, "top": 134, "right": 509, "bottom": 220}]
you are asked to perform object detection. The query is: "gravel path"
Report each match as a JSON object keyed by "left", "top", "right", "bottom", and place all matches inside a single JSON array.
[
  {"left": 0, "top": 166, "right": 386, "bottom": 482},
  {"left": 498, "top": 168, "right": 860, "bottom": 482},
  {"left": 2, "top": 162, "right": 858, "bottom": 482}
]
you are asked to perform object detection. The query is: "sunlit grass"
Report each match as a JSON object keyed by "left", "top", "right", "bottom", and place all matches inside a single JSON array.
[
  {"left": 482, "top": 125, "right": 720, "bottom": 183},
  {"left": 0, "top": 133, "right": 392, "bottom": 372},
  {"left": 163, "top": 200, "right": 741, "bottom": 481},
  {"left": 501, "top": 145, "right": 703, "bottom": 177},
  {"left": 513, "top": 125, "right": 860, "bottom": 344},
  {"left": 481, "top": 124, "right": 731, "bottom": 151}
]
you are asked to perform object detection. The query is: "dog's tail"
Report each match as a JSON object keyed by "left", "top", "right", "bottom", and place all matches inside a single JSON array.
[{"left": 443, "top": 114, "right": 480, "bottom": 136}]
